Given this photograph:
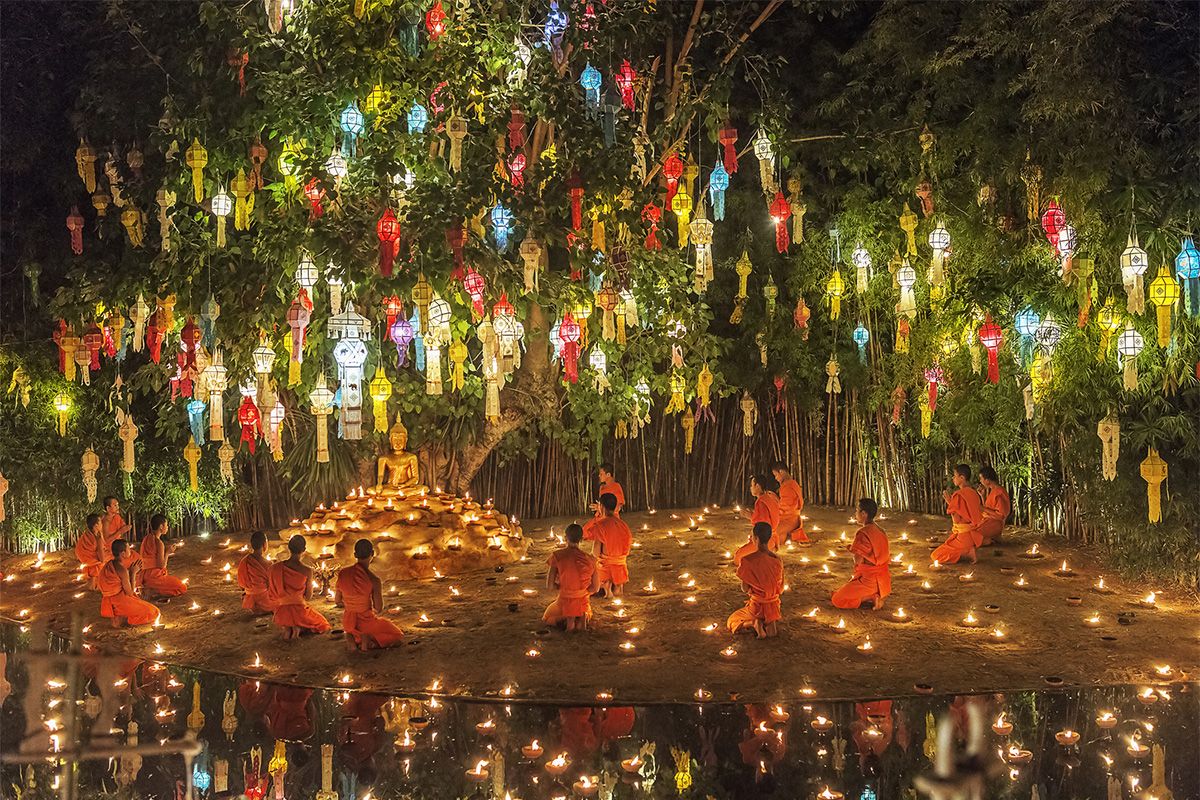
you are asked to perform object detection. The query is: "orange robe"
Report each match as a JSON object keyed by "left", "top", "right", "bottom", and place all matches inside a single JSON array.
[
  {"left": 336, "top": 563, "right": 403, "bottom": 648},
  {"left": 237, "top": 554, "right": 277, "bottom": 613},
  {"left": 268, "top": 562, "right": 331, "bottom": 633},
  {"left": 726, "top": 549, "right": 784, "bottom": 632},
  {"left": 777, "top": 479, "right": 807, "bottom": 544},
  {"left": 138, "top": 536, "right": 187, "bottom": 596},
  {"left": 75, "top": 529, "right": 104, "bottom": 581},
  {"left": 599, "top": 480, "right": 625, "bottom": 515},
  {"left": 751, "top": 492, "right": 782, "bottom": 550},
  {"left": 101, "top": 511, "right": 129, "bottom": 561},
  {"left": 931, "top": 488, "right": 984, "bottom": 565},
  {"left": 97, "top": 561, "right": 159, "bottom": 625},
  {"left": 542, "top": 547, "right": 596, "bottom": 624},
  {"left": 583, "top": 515, "right": 633, "bottom": 586},
  {"left": 831, "top": 523, "right": 892, "bottom": 608},
  {"left": 979, "top": 486, "right": 1011, "bottom": 545}
]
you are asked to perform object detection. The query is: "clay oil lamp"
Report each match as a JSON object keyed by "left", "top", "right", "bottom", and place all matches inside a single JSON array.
[
  {"left": 520, "top": 739, "right": 543, "bottom": 759},
  {"left": 958, "top": 571, "right": 976, "bottom": 583},
  {"left": 802, "top": 607, "right": 820, "bottom": 623},
  {"left": 396, "top": 729, "right": 417, "bottom": 753},
  {"left": 525, "top": 647, "right": 541, "bottom": 659},
  {"left": 475, "top": 718, "right": 497, "bottom": 736},
  {"left": 831, "top": 618, "right": 848, "bottom": 634},
  {"left": 988, "top": 626, "right": 1007, "bottom": 642},
  {"left": 1093, "top": 576, "right": 1114, "bottom": 594},
  {"left": 618, "top": 641, "right": 637, "bottom": 655},
  {"left": 701, "top": 623, "right": 718, "bottom": 633},
  {"left": 991, "top": 713, "right": 1013, "bottom": 736},
  {"left": 687, "top": 517, "right": 698, "bottom": 531},
  {"left": 595, "top": 690, "right": 614, "bottom": 702},
  {"left": 1020, "top": 543, "right": 1044, "bottom": 559},
  {"left": 246, "top": 652, "right": 266, "bottom": 675},
  {"left": 1153, "top": 664, "right": 1175, "bottom": 679},
  {"left": 902, "top": 563, "right": 917, "bottom": 577},
  {"left": 959, "top": 610, "right": 982, "bottom": 628},
  {"left": 1095, "top": 710, "right": 1117, "bottom": 729},
  {"left": 1013, "top": 575, "right": 1031, "bottom": 590},
  {"left": 1126, "top": 737, "right": 1149, "bottom": 759},
  {"left": 521, "top": 588, "right": 538, "bottom": 597},
  {"left": 1139, "top": 591, "right": 1158, "bottom": 609},
  {"left": 499, "top": 684, "right": 516, "bottom": 698},
  {"left": 694, "top": 688, "right": 713, "bottom": 702},
  {"left": 720, "top": 646, "right": 738, "bottom": 659},
  {"left": 769, "top": 705, "right": 790, "bottom": 724},
  {"left": 1054, "top": 560, "right": 1075, "bottom": 577},
  {"left": 545, "top": 753, "right": 570, "bottom": 775},
  {"left": 1004, "top": 745, "right": 1033, "bottom": 765},
  {"left": 448, "top": 586, "right": 465, "bottom": 601},
  {"left": 1137, "top": 687, "right": 1159, "bottom": 705},
  {"left": 1055, "top": 728, "right": 1080, "bottom": 746},
  {"left": 1084, "top": 613, "right": 1102, "bottom": 628},
  {"left": 573, "top": 775, "right": 599, "bottom": 797},
  {"left": 683, "top": 595, "right": 697, "bottom": 605},
  {"left": 820, "top": 563, "right": 832, "bottom": 575},
  {"left": 816, "top": 788, "right": 844, "bottom": 800},
  {"left": 799, "top": 686, "right": 817, "bottom": 698},
  {"left": 626, "top": 625, "right": 641, "bottom": 636},
  {"left": 620, "top": 754, "right": 643, "bottom": 773},
  {"left": 640, "top": 579, "right": 658, "bottom": 596},
  {"left": 465, "top": 760, "right": 489, "bottom": 782},
  {"left": 920, "top": 580, "right": 934, "bottom": 593},
  {"left": 337, "top": 672, "right": 357, "bottom": 688},
  {"left": 890, "top": 607, "right": 912, "bottom": 623},
  {"left": 856, "top": 636, "right": 874, "bottom": 654},
  {"left": 810, "top": 714, "right": 834, "bottom": 732}
]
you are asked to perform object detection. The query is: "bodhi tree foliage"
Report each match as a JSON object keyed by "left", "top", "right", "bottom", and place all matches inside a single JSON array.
[{"left": 1, "top": 0, "right": 1197, "bottom": 583}]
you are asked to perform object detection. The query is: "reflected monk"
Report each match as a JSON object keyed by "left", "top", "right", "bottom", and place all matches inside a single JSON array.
[
  {"left": 75, "top": 513, "right": 105, "bottom": 584},
  {"left": 583, "top": 493, "right": 633, "bottom": 598},
  {"left": 740, "top": 474, "right": 781, "bottom": 551},
  {"left": 335, "top": 539, "right": 404, "bottom": 651},
  {"left": 543, "top": 523, "right": 600, "bottom": 632},
  {"left": 977, "top": 466, "right": 1011, "bottom": 546},
  {"left": 831, "top": 498, "right": 891, "bottom": 610},
  {"left": 771, "top": 462, "right": 808, "bottom": 544},
  {"left": 97, "top": 539, "right": 160, "bottom": 627},
  {"left": 237, "top": 531, "right": 276, "bottom": 615},
  {"left": 727, "top": 522, "right": 784, "bottom": 638},
  {"left": 101, "top": 495, "right": 132, "bottom": 561},
  {"left": 268, "top": 535, "right": 331, "bottom": 640},
  {"left": 930, "top": 464, "right": 984, "bottom": 565},
  {"left": 139, "top": 514, "right": 187, "bottom": 597},
  {"left": 590, "top": 462, "right": 625, "bottom": 516}
]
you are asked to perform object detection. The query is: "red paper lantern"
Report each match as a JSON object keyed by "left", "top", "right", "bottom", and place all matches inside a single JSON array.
[
  {"left": 382, "top": 294, "right": 403, "bottom": 331},
  {"left": 492, "top": 292, "right": 514, "bottom": 319},
  {"left": 237, "top": 395, "right": 262, "bottom": 454},
  {"left": 641, "top": 203, "right": 662, "bottom": 251},
  {"left": 83, "top": 323, "right": 104, "bottom": 371},
  {"left": 923, "top": 365, "right": 944, "bottom": 411},
  {"left": 508, "top": 152, "right": 526, "bottom": 189},
  {"left": 718, "top": 124, "right": 738, "bottom": 174},
  {"left": 615, "top": 60, "right": 637, "bottom": 111},
  {"left": 446, "top": 223, "right": 466, "bottom": 280},
  {"left": 147, "top": 309, "right": 166, "bottom": 364},
  {"left": 66, "top": 206, "right": 85, "bottom": 255},
  {"left": 425, "top": 0, "right": 447, "bottom": 39},
  {"left": 567, "top": 171, "right": 583, "bottom": 231},
  {"left": 769, "top": 191, "right": 791, "bottom": 253},
  {"left": 303, "top": 177, "right": 325, "bottom": 221},
  {"left": 662, "top": 153, "right": 683, "bottom": 206},
  {"left": 463, "top": 268, "right": 486, "bottom": 318},
  {"left": 180, "top": 317, "right": 201, "bottom": 372},
  {"left": 1040, "top": 199, "right": 1065, "bottom": 247},
  {"left": 559, "top": 312, "right": 581, "bottom": 384},
  {"left": 377, "top": 209, "right": 401, "bottom": 277},
  {"left": 978, "top": 314, "right": 1003, "bottom": 384}
]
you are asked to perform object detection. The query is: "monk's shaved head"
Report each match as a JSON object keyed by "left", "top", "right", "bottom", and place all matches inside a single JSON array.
[
  {"left": 354, "top": 539, "right": 375, "bottom": 559},
  {"left": 111, "top": 539, "right": 127, "bottom": 558},
  {"left": 565, "top": 523, "right": 584, "bottom": 544},
  {"left": 752, "top": 522, "right": 773, "bottom": 545},
  {"left": 287, "top": 535, "right": 307, "bottom": 555},
  {"left": 857, "top": 497, "right": 879, "bottom": 521},
  {"left": 86, "top": 513, "right": 102, "bottom": 531},
  {"left": 979, "top": 465, "right": 999, "bottom": 484},
  {"left": 954, "top": 463, "right": 972, "bottom": 481},
  {"left": 598, "top": 493, "right": 618, "bottom": 513},
  {"left": 250, "top": 530, "right": 267, "bottom": 549}
]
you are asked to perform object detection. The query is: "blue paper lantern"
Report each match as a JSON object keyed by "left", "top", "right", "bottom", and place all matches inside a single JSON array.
[
  {"left": 853, "top": 323, "right": 870, "bottom": 363},
  {"left": 1176, "top": 237, "right": 1200, "bottom": 317},
  {"left": 192, "top": 764, "right": 211, "bottom": 792},
  {"left": 340, "top": 101, "right": 365, "bottom": 156},
  {"left": 1015, "top": 306, "right": 1040, "bottom": 339},
  {"left": 542, "top": 1, "right": 568, "bottom": 51},
  {"left": 407, "top": 102, "right": 429, "bottom": 135},
  {"left": 579, "top": 63, "right": 602, "bottom": 116},
  {"left": 709, "top": 163, "right": 729, "bottom": 221},
  {"left": 186, "top": 399, "right": 206, "bottom": 446},
  {"left": 491, "top": 204, "right": 513, "bottom": 252}
]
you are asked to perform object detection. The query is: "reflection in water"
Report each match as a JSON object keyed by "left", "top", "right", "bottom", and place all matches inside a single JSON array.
[{"left": 0, "top": 625, "right": 1195, "bottom": 799}]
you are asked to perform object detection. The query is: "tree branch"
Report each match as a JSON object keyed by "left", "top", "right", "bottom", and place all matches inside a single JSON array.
[{"left": 665, "top": 0, "right": 705, "bottom": 122}]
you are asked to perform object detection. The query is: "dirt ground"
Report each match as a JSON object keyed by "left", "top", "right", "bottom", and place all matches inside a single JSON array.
[{"left": 1, "top": 504, "right": 1195, "bottom": 704}]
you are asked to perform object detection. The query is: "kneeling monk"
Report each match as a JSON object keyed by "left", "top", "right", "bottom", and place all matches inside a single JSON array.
[
  {"left": 269, "top": 535, "right": 331, "bottom": 640},
  {"left": 727, "top": 523, "right": 784, "bottom": 638},
  {"left": 930, "top": 464, "right": 983, "bottom": 566},
  {"left": 977, "top": 466, "right": 1011, "bottom": 546},
  {"left": 75, "top": 513, "right": 105, "bottom": 584},
  {"left": 831, "top": 498, "right": 891, "bottom": 610},
  {"left": 584, "top": 493, "right": 633, "bottom": 597},
  {"left": 97, "top": 540, "right": 160, "bottom": 627},
  {"left": 139, "top": 514, "right": 187, "bottom": 597},
  {"left": 237, "top": 531, "right": 276, "bottom": 614},
  {"left": 335, "top": 539, "right": 404, "bottom": 651},
  {"left": 543, "top": 523, "right": 600, "bottom": 632}
]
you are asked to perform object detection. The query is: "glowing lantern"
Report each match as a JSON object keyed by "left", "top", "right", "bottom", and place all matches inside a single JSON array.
[
  {"left": 309, "top": 374, "right": 335, "bottom": 463},
  {"left": 978, "top": 314, "right": 1003, "bottom": 383},
  {"left": 542, "top": 0, "right": 568, "bottom": 53},
  {"left": 1146, "top": 265, "right": 1180, "bottom": 347},
  {"left": 203, "top": 351, "right": 228, "bottom": 442},
  {"left": 185, "top": 400, "right": 205, "bottom": 446},
  {"left": 210, "top": 189, "right": 232, "bottom": 247},
  {"left": 769, "top": 191, "right": 791, "bottom": 253},
  {"left": 1056, "top": 223, "right": 1076, "bottom": 272},
  {"left": 389, "top": 315, "right": 414, "bottom": 367},
  {"left": 252, "top": 336, "right": 275, "bottom": 397},
  {"left": 286, "top": 298, "right": 311, "bottom": 386},
  {"left": 589, "top": 346, "right": 609, "bottom": 394},
  {"left": 268, "top": 401, "right": 286, "bottom": 461},
  {"left": 615, "top": 60, "right": 637, "bottom": 110},
  {"left": 753, "top": 130, "right": 774, "bottom": 191},
  {"left": 507, "top": 151, "right": 526, "bottom": 188},
  {"left": 567, "top": 171, "right": 584, "bottom": 231},
  {"left": 377, "top": 209, "right": 401, "bottom": 277},
  {"left": 425, "top": 0, "right": 447, "bottom": 39},
  {"left": 237, "top": 396, "right": 261, "bottom": 453},
  {"left": 579, "top": 63, "right": 602, "bottom": 116},
  {"left": 428, "top": 296, "right": 452, "bottom": 341},
  {"left": 412, "top": 275, "right": 434, "bottom": 333},
  {"left": 853, "top": 323, "right": 870, "bottom": 363},
  {"left": 1097, "top": 298, "right": 1122, "bottom": 360},
  {"left": 365, "top": 83, "right": 388, "bottom": 115},
  {"left": 899, "top": 204, "right": 918, "bottom": 256},
  {"left": 326, "top": 271, "right": 343, "bottom": 315},
  {"left": 596, "top": 284, "right": 620, "bottom": 341},
  {"left": 184, "top": 439, "right": 201, "bottom": 491},
  {"left": 369, "top": 370, "right": 392, "bottom": 433},
  {"left": 52, "top": 392, "right": 71, "bottom": 436},
  {"left": 520, "top": 237, "right": 542, "bottom": 292},
  {"left": 329, "top": 303, "right": 371, "bottom": 440},
  {"left": 1015, "top": 307, "right": 1040, "bottom": 341},
  {"left": 1040, "top": 199, "right": 1065, "bottom": 247},
  {"left": 229, "top": 169, "right": 252, "bottom": 232},
  {"left": 185, "top": 138, "right": 207, "bottom": 203},
  {"left": 296, "top": 253, "right": 319, "bottom": 304},
  {"left": 1175, "top": 237, "right": 1200, "bottom": 316},
  {"left": 491, "top": 204, "right": 513, "bottom": 252},
  {"left": 446, "top": 115, "right": 467, "bottom": 172},
  {"left": 325, "top": 149, "right": 348, "bottom": 181},
  {"left": 1035, "top": 316, "right": 1062, "bottom": 353},
  {"left": 927, "top": 220, "right": 950, "bottom": 286},
  {"left": 709, "top": 163, "right": 729, "bottom": 221},
  {"left": 923, "top": 365, "right": 943, "bottom": 411},
  {"left": 67, "top": 206, "right": 84, "bottom": 255},
  {"left": 339, "top": 101, "right": 365, "bottom": 158},
  {"left": 457, "top": 269, "right": 483, "bottom": 320},
  {"left": 407, "top": 103, "right": 429, "bottom": 135},
  {"left": 826, "top": 270, "right": 845, "bottom": 320},
  {"left": 1140, "top": 448, "right": 1167, "bottom": 524},
  {"left": 118, "top": 410, "right": 138, "bottom": 474},
  {"left": 642, "top": 203, "right": 662, "bottom": 250},
  {"left": 735, "top": 250, "right": 753, "bottom": 300},
  {"left": 896, "top": 260, "right": 917, "bottom": 318},
  {"left": 852, "top": 244, "right": 872, "bottom": 293},
  {"left": 1121, "top": 233, "right": 1149, "bottom": 314},
  {"left": 718, "top": 123, "right": 738, "bottom": 174},
  {"left": 559, "top": 312, "right": 581, "bottom": 383},
  {"left": 662, "top": 152, "right": 683, "bottom": 207},
  {"left": 1116, "top": 323, "right": 1144, "bottom": 391}
]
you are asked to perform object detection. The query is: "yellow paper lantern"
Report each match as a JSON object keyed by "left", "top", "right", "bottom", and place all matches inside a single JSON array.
[
  {"left": 826, "top": 270, "right": 846, "bottom": 320},
  {"left": 52, "top": 392, "right": 71, "bottom": 436},
  {"left": 1139, "top": 448, "right": 1167, "bottom": 524},
  {"left": 184, "top": 138, "right": 208, "bottom": 203},
  {"left": 1146, "top": 265, "right": 1180, "bottom": 347},
  {"left": 369, "top": 370, "right": 392, "bottom": 433}
]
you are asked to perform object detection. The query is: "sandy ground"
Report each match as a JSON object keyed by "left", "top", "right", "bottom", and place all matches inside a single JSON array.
[{"left": 1, "top": 505, "right": 1195, "bottom": 704}]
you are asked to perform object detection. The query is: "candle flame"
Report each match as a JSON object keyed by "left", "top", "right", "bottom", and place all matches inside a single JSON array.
[
  {"left": 894, "top": 607, "right": 907, "bottom": 619},
  {"left": 252, "top": 652, "right": 262, "bottom": 668},
  {"left": 1096, "top": 576, "right": 1106, "bottom": 589},
  {"left": 1142, "top": 591, "right": 1157, "bottom": 604},
  {"left": 471, "top": 760, "right": 487, "bottom": 774}
]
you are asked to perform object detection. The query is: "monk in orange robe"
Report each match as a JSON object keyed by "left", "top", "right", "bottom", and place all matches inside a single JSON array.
[
  {"left": 583, "top": 493, "right": 633, "bottom": 597},
  {"left": 727, "top": 522, "right": 784, "bottom": 638},
  {"left": 97, "top": 540, "right": 160, "bottom": 627},
  {"left": 771, "top": 462, "right": 808, "bottom": 544},
  {"left": 268, "top": 535, "right": 331, "bottom": 640},
  {"left": 237, "top": 531, "right": 276, "bottom": 614},
  {"left": 335, "top": 539, "right": 404, "bottom": 651},
  {"left": 75, "top": 513, "right": 105, "bottom": 584},
  {"left": 139, "top": 514, "right": 187, "bottom": 597},
  {"left": 590, "top": 462, "right": 625, "bottom": 516},
  {"left": 543, "top": 523, "right": 600, "bottom": 632},
  {"left": 831, "top": 498, "right": 892, "bottom": 610},
  {"left": 740, "top": 474, "right": 781, "bottom": 550},
  {"left": 101, "top": 495, "right": 132, "bottom": 562},
  {"left": 977, "top": 466, "right": 1011, "bottom": 545},
  {"left": 930, "top": 464, "right": 984, "bottom": 565}
]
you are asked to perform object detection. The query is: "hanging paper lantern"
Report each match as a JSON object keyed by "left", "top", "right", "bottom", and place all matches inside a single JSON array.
[
  {"left": 1139, "top": 448, "right": 1168, "bottom": 524},
  {"left": 491, "top": 204, "right": 513, "bottom": 252},
  {"left": 203, "top": 351, "right": 228, "bottom": 442},
  {"left": 286, "top": 298, "right": 311, "bottom": 386},
  {"left": 184, "top": 439, "right": 202, "bottom": 491},
  {"left": 428, "top": 296, "right": 452, "bottom": 340},
  {"left": 407, "top": 102, "right": 429, "bottom": 135},
  {"left": 1015, "top": 306, "right": 1041, "bottom": 340},
  {"left": 1035, "top": 316, "right": 1062, "bottom": 353},
  {"left": 1175, "top": 237, "right": 1200, "bottom": 316},
  {"left": 852, "top": 244, "right": 872, "bottom": 293},
  {"left": 567, "top": 170, "right": 584, "bottom": 231},
  {"left": 237, "top": 396, "right": 261, "bottom": 454},
  {"left": 295, "top": 253, "right": 318, "bottom": 305},
  {"left": 333, "top": 337, "right": 369, "bottom": 440},
  {"left": 615, "top": 60, "right": 637, "bottom": 110},
  {"left": 978, "top": 314, "right": 1003, "bottom": 384},
  {"left": 896, "top": 260, "right": 917, "bottom": 319},
  {"left": 1096, "top": 297, "right": 1122, "bottom": 360},
  {"left": 641, "top": 203, "right": 662, "bottom": 251},
  {"left": 52, "top": 392, "right": 71, "bottom": 436},
  {"left": 763, "top": 276, "right": 778, "bottom": 319},
  {"left": 210, "top": 189, "right": 232, "bottom": 247},
  {"left": 66, "top": 206, "right": 84, "bottom": 255},
  {"left": 326, "top": 271, "right": 344, "bottom": 315},
  {"left": 718, "top": 123, "right": 738, "bottom": 174},
  {"left": 1116, "top": 323, "right": 1143, "bottom": 391},
  {"left": 377, "top": 209, "right": 401, "bottom": 277},
  {"left": 826, "top": 270, "right": 845, "bottom": 320},
  {"left": 927, "top": 220, "right": 950, "bottom": 287},
  {"left": 579, "top": 63, "right": 602, "bottom": 116},
  {"left": 425, "top": 0, "right": 447, "bottom": 39},
  {"left": 559, "top": 312, "right": 581, "bottom": 383},
  {"left": 671, "top": 184, "right": 693, "bottom": 246},
  {"left": 302, "top": 177, "right": 325, "bottom": 221},
  {"left": 769, "top": 191, "right": 791, "bottom": 253},
  {"left": 445, "top": 115, "right": 467, "bottom": 172},
  {"left": 588, "top": 346, "right": 609, "bottom": 394},
  {"left": 369, "top": 370, "right": 392, "bottom": 433},
  {"left": 852, "top": 323, "right": 870, "bottom": 363},
  {"left": 309, "top": 374, "right": 335, "bottom": 463},
  {"left": 188, "top": 399, "right": 207, "bottom": 447},
  {"left": 462, "top": 268, "right": 486, "bottom": 318},
  {"left": 184, "top": 138, "right": 208, "bottom": 203},
  {"left": 252, "top": 336, "right": 276, "bottom": 396},
  {"left": 507, "top": 151, "right": 527, "bottom": 188},
  {"left": 662, "top": 152, "right": 683, "bottom": 207},
  {"left": 325, "top": 149, "right": 348, "bottom": 181},
  {"left": 340, "top": 101, "right": 365, "bottom": 156},
  {"left": 1120, "top": 233, "right": 1149, "bottom": 315},
  {"left": 1146, "top": 264, "right": 1180, "bottom": 347},
  {"left": 708, "top": 163, "right": 729, "bottom": 221},
  {"left": 923, "top": 365, "right": 943, "bottom": 411},
  {"left": 1040, "top": 199, "right": 1065, "bottom": 247},
  {"left": 753, "top": 130, "right": 774, "bottom": 191}
]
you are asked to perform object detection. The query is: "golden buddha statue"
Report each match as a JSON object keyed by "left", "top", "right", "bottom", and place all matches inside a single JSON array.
[{"left": 376, "top": 420, "right": 424, "bottom": 493}]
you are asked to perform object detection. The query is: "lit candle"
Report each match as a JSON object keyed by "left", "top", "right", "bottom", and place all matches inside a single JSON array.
[
  {"left": 803, "top": 607, "right": 820, "bottom": 622},
  {"left": 619, "top": 641, "right": 636, "bottom": 654},
  {"left": 701, "top": 623, "right": 718, "bottom": 633},
  {"left": 1055, "top": 560, "right": 1074, "bottom": 577},
  {"left": 620, "top": 755, "right": 642, "bottom": 773},
  {"left": 856, "top": 637, "right": 874, "bottom": 654},
  {"left": 521, "top": 739, "right": 543, "bottom": 759},
  {"left": 641, "top": 579, "right": 657, "bottom": 595},
  {"left": 1084, "top": 613, "right": 1102, "bottom": 628},
  {"left": 810, "top": 715, "right": 834, "bottom": 732},
  {"left": 1154, "top": 664, "right": 1174, "bottom": 678},
  {"left": 1005, "top": 746, "right": 1032, "bottom": 764},
  {"left": 1126, "top": 737, "right": 1149, "bottom": 758},
  {"left": 545, "top": 753, "right": 570, "bottom": 775},
  {"left": 694, "top": 688, "right": 712, "bottom": 702},
  {"left": 920, "top": 580, "right": 933, "bottom": 592},
  {"left": 1140, "top": 591, "right": 1158, "bottom": 609},
  {"left": 891, "top": 607, "right": 910, "bottom": 623},
  {"left": 397, "top": 729, "right": 416, "bottom": 752},
  {"left": 991, "top": 713, "right": 1012, "bottom": 736},
  {"left": 769, "top": 705, "right": 790, "bottom": 723},
  {"left": 720, "top": 646, "right": 737, "bottom": 659},
  {"left": 1054, "top": 729, "right": 1080, "bottom": 746},
  {"left": 1014, "top": 575, "right": 1031, "bottom": 590},
  {"left": 989, "top": 626, "right": 1006, "bottom": 640},
  {"left": 475, "top": 718, "right": 496, "bottom": 735},
  {"left": 961, "top": 611, "right": 980, "bottom": 628},
  {"left": 831, "top": 618, "right": 847, "bottom": 633},
  {"left": 1093, "top": 576, "right": 1112, "bottom": 594},
  {"left": 465, "top": 760, "right": 489, "bottom": 781},
  {"left": 573, "top": 775, "right": 599, "bottom": 796},
  {"left": 958, "top": 571, "right": 975, "bottom": 583},
  {"left": 525, "top": 647, "right": 541, "bottom": 659},
  {"left": 816, "top": 788, "right": 843, "bottom": 800},
  {"left": 1137, "top": 687, "right": 1159, "bottom": 705},
  {"left": 1095, "top": 710, "right": 1117, "bottom": 729}
]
